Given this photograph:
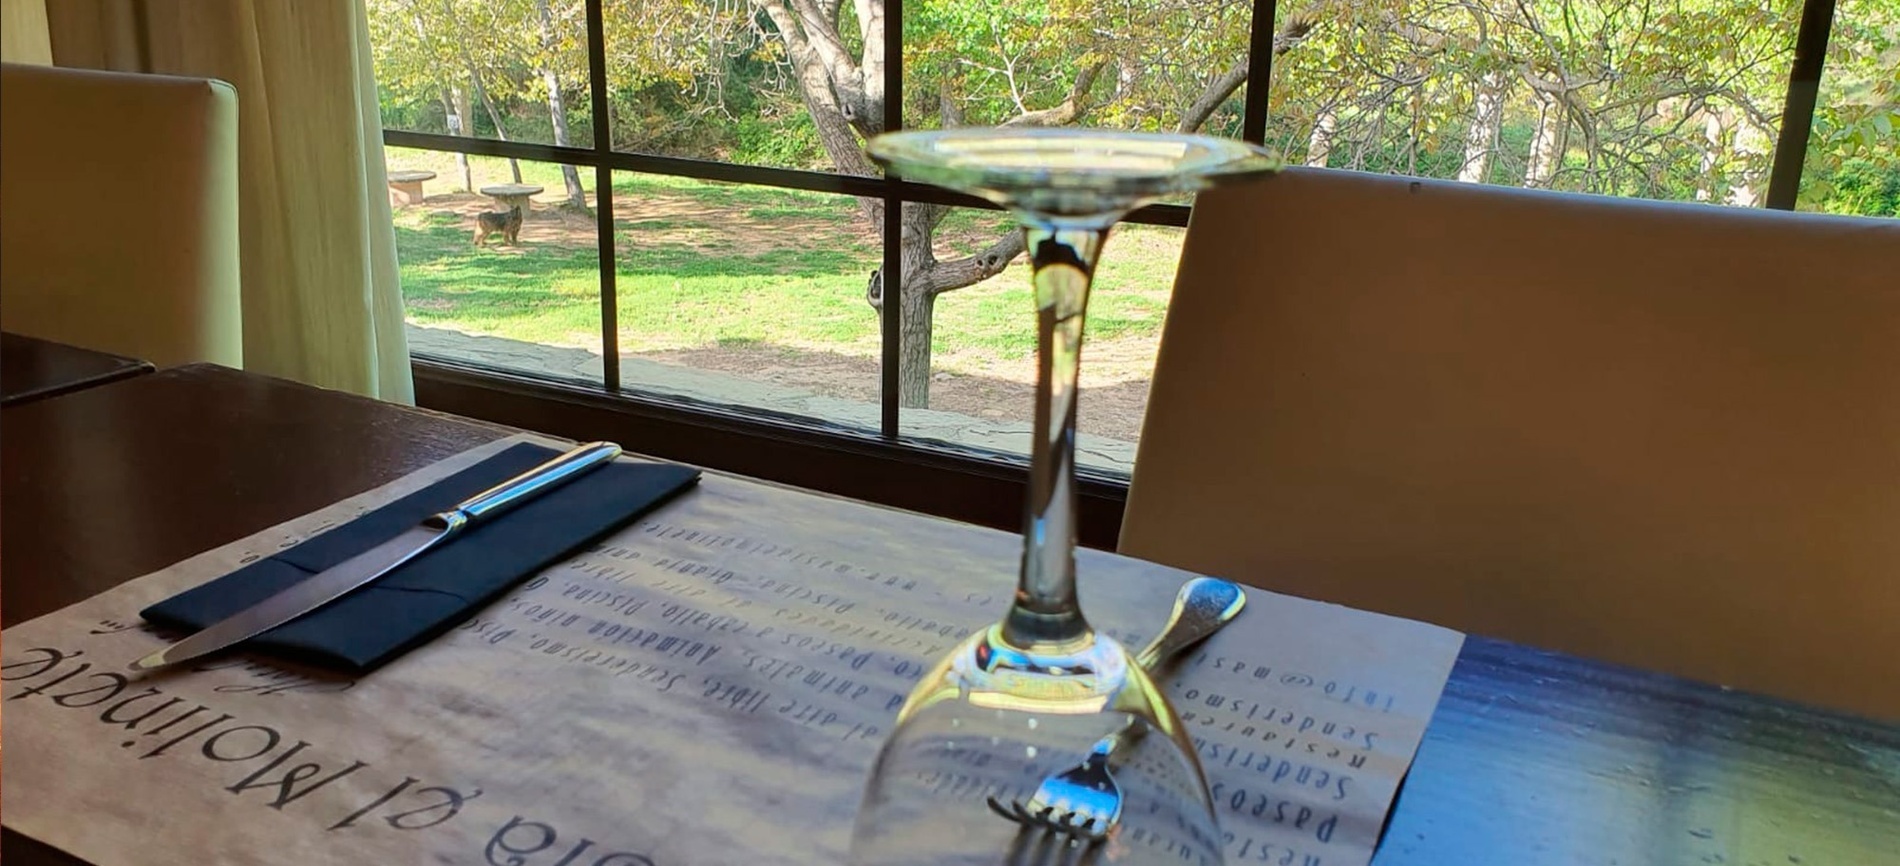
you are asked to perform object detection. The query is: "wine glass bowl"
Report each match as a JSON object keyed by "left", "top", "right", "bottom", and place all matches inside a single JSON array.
[
  {"left": 850, "top": 128, "right": 1278, "bottom": 866},
  {"left": 869, "top": 127, "right": 1278, "bottom": 221}
]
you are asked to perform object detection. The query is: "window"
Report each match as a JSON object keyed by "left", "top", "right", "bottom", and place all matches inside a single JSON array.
[{"left": 370, "top": 0, "right": 1893, "bottom": 482}]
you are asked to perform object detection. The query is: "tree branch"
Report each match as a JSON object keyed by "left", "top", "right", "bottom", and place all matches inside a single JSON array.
[
  {"left": 1177, "top": 62, "right": 1248, "bottom": 133},
  {"left": 940, "top": 81, "right": 965, "bottom": 127},
  {"left": 855, "top": 0, "right": 884, "bottom": 128},
  {"left": 1001, "top": 60, "right": 1108, "bottom": 127},
  {"left": 1177, "top": 9, "right": 1323, "bottom": 134},
  {"left": 922, "top": 231, "right": 1027, "bottom": 296},
  {"left": 750, "top": 0, "right": 877, "bottom": 175},
  {"left": 787, "top": 0, "right": 865, "bottom": 118},
  {"left": 1273, "top": 9, "right": 1323, "bottom": 54}
]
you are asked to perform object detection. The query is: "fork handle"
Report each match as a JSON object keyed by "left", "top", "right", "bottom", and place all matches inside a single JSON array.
[
  {"left": 1135, "top": 577, "right": 1247, "bottom": 669},
  {"left": 1095, "top": 578, "right": 1249, "bottom": 759}
]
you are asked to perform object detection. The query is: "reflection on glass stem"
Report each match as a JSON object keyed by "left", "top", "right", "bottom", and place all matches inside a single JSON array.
[{"left": 1006, "top": 223, "right": 1109, "bottom": 654}]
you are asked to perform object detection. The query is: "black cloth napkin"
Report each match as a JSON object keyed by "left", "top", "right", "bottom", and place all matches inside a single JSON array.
[{"left": 142, "top": 442, "right": 700, "bottom": 673}]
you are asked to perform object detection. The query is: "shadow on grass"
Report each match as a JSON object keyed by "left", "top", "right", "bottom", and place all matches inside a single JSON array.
[
  {"left": 394, "top": 213, "right": 601, "bottom": 340},
  {"left": 407, "top": 322, "right": 1151, "bottom": 461},
  {"left": 631, "top": 342, "right": 1153, "bottom": 445},
  {"left": 395, "top": 209, "right": 876, "bottom": 341}
]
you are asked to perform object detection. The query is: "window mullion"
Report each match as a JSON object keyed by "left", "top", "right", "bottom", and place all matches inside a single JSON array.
[
  {"left": 1242, "top": 0, "right": 1277, "bottom": 144},
  {"left": 881, "top": 0, "right": 905, "bottom": 439},
  {"left": 585, "top": 0, "right": 619, "bottom": 390},
  {"left": 1765, "top": 0, "right": 1837, "bottom": 210}
]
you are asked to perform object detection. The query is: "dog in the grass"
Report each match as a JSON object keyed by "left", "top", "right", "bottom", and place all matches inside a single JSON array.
[{"left": 473, "top": 205, "right": 523, "bottom": 246}]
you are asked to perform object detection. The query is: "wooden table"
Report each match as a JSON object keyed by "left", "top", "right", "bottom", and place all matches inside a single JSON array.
[
  {"left": 0, "top": 332, "right": 153, "bottom": 407},
  {"left": 3, "top": 365, "right": 1896, "bottom": 866}
]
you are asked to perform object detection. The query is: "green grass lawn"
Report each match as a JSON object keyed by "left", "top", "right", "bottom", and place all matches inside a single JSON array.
[{"left": 389, "top": 149, "right": 1182, "bottom": 368}]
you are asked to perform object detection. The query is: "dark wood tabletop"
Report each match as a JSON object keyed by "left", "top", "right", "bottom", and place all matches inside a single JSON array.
[
  {"left": 0, "top": 332, "right": 154, "bottom": 408},
  {"left": 4, "top": 365, "right": 1896, "bottom": 866}
]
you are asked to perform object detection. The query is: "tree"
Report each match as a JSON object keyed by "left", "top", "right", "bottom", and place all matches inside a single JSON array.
[
  {"left": 533, "top": 0, "right": 586, "bottom": 208},
  {"left": 371, "top": 0, "right": 593, "bottom": 201},
  {"left": 369, "top": 0, "right": 476, "bottom": 189},
  {"left": 748, "top": 0, "right": 1269, "bottom": 406},
  {"left": 1262, "top": 0, "right": 1819, "bottom": 201}
]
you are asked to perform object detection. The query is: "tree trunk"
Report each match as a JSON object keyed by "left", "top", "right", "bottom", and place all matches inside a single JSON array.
[
  {"left": 1696, "top": 111, "right": 1723, "bottom": 202},
  {"left": 1457, "top": 72, "right": 1505, "bottom": 184},
  {"left": 1725, "top": 117, "right": 1771, "bottom": 207},
  {"left": 897, "top": 281, "right": 937, "bottom": 409},
  {"left": 472, "top": 77, "right": 523, "bottom": 183},
  {"left": 1306, "top": 109, "right": 1337, "bottom": 167},
  {"left": 448, "top": 87, "right": 474, "bottom": 192},
  {"left": 1523, "top": 92, "right": 1563, "bottom": 188},
  {"left": 535, "top": 0, "right": 587, "bottom": 209},
  {"left": 411, "top": 2, "right": 469, "bottom": 191},
  {"left": 1116, "top": 59, "right": 1138, "bottom": 101},
  {"left": 863, "top": 203, "right": 1024, "bottom": 407}
]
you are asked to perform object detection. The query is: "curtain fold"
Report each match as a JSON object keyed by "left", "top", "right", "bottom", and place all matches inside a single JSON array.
[
  {"left": 44, "top": 0, "right": 414, "bottom": 402},
  {"left": 0, "top": 0, "right": 52, "bottom": 64}
]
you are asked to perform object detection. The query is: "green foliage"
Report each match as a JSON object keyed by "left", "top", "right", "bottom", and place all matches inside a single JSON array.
[
  {"left": 730, "top": 114, "right": 827, "bottom": 169},
  {"left": 1796, "top": 2, "right": 1900, "bottom": 213},
  {"left": 396, "top": 211, "right": 603, "bottom": 345},
  {"left": 1803, "top": 158, "right": 1900, "bottom": 216},
  {"left": 371, "top": 0, "right": 1897, "bottom": 224}
]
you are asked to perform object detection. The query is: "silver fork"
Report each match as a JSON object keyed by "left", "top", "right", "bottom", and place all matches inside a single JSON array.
[{"left": 987, "top": 577, "right": 1248, "bottom": 844}]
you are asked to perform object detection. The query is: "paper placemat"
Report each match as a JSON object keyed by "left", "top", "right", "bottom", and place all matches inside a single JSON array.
[{"left": 2, "top": 434, "right": 1464, "bottom": 866}]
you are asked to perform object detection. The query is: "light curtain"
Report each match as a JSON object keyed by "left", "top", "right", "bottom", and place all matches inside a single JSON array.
[
  {"left": 0, "top": 0, "right": 51, "bottom": 63},
  {"left": 41, "top": 0, "right": 413, "bottom": 402}
]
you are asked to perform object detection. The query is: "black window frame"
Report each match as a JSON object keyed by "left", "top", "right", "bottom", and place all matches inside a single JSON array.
[{"left": 390, "top": 0, "right": 1840, "bottom": 537}]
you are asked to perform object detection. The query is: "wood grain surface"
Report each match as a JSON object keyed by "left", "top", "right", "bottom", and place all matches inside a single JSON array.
[
  {"left": 3, "top": 364, "right": 1895, "bottom": 866},
  {"left": 0, "top": 332, "right": 153, "bottom": 408}
]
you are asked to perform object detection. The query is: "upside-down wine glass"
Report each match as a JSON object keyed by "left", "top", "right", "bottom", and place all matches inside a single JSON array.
[{"left": 849, "top": 128, "right": 1278, "bottom": 866}]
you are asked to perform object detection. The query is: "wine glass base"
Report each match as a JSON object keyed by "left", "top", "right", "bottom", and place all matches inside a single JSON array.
[{"left": 856, "top": 628, "right": 1222, "bottom": 866}]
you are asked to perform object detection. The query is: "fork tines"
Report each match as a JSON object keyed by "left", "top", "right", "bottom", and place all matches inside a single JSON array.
[{"left": 987, "top": 796, "right": 1109, "bottom": 844}]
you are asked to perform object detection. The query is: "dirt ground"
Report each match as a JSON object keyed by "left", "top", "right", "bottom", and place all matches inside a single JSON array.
[
  {"left": 430, "top": 189, "right": 866, "bottom": 253},
  {"left": 640, "top": 342, "right": 1155, "bottom": 442},
  {"left": 422, "top": 190, "right": 1156, "bottom": 443}
]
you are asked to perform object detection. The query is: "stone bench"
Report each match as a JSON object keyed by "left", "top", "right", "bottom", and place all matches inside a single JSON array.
[
  {"left": 386, "top": 170, "right": 436, "bottom": 206},
  {"left": 480, "top": 183, "right": 543, "bottom": 213}
]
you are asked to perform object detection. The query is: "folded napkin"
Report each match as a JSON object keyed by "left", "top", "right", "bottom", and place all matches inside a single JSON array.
[{"left": 142, "top": 442, "right": 701, "bottom": 673}]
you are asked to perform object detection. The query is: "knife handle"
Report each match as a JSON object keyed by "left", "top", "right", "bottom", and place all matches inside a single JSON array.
[{"left": 426, "top": 441, "right": 624, "bottom": 532}]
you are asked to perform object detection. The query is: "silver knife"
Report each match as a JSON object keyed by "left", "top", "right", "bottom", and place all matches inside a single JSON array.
[{"left": 130, "top": 441, "right": 625, "bottom": 672}]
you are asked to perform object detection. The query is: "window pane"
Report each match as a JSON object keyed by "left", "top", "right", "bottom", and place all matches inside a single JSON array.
[
  {"left": 602, "top": 0, "right": 864, "bottom": 174},
  {"left": 905, "top": 0, "right": 1251, "bottom": 138},
  {"left": 388, "top": 147, "right": 603, "bottom": 386},
  {"left": 897, "top": 205, "right": 1184, "bottom": 477},
  {"left": 1267, "top": 0, "right": 1804, "bottom": 205},
  {"left": 368, "top": 0, "right": 593, "bottom": 148},
  {"left": 611, "top": 173, "right": 881, "bottom": 432},
  {"left": 1795, "top": 0, "right": 1900, "bottom": 216}
]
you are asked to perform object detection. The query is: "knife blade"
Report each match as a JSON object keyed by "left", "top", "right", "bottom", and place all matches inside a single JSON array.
[{"left": 129, "top": 441, "right": 624, "bottom": 672}]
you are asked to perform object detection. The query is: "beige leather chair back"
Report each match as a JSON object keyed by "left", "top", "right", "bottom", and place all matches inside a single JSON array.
[
  {"left": 1122, "top": 167, "right": 1900, "bottom": 718},
  {"left": 1, "top": 62, "right": 240, "bottom": 367}
]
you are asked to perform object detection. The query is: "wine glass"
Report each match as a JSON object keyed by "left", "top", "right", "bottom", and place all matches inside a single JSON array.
[{"left": 850, "top": 128, "right": 1278, "bottom": 866}]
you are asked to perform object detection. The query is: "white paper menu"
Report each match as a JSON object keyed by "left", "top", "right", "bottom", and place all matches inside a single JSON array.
[{"left": 1, "top": 434, "right": 1463, "bottom": 866}]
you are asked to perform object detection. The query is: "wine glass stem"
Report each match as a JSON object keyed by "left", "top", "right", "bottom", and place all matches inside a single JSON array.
[{"left": 1004, "top": 222, "right": 1109, "bottom": 650}]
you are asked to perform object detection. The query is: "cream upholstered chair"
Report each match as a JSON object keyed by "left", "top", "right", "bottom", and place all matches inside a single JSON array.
[
  {"left": 1121, "top": 167, "right": 1900, "bottom": 719},
  {"left": 1, "top": 62, "right": 240, "bottom": 367}
]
